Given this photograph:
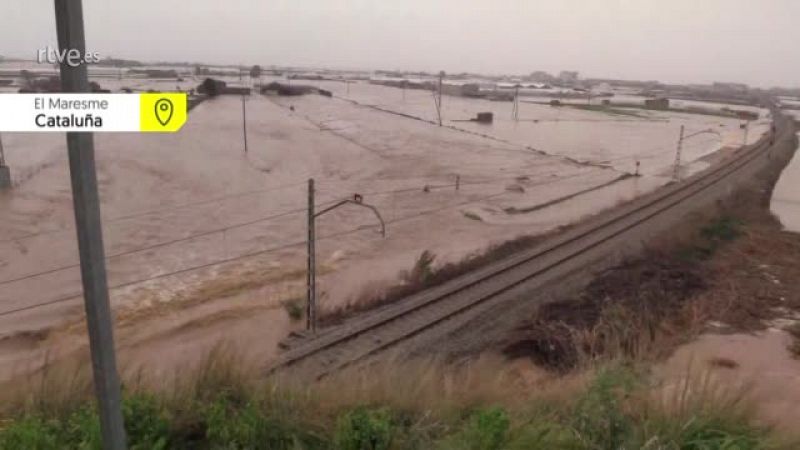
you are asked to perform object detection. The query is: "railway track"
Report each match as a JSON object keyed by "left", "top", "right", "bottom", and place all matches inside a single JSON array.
[{"left": 268, "top": 113, "right": 793, "bottom": 379}]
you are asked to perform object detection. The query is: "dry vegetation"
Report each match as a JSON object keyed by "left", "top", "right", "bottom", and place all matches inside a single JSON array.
[
  {"left": 320, "top": 233, "right": 561, "bottom": 326},
  {"left": 0, "top": 345, "right": 795, "bottom": 449},
  {"left": 1, "top": 123, "right": 796, "bottom": 449},
  {"left": 4, "top": 179, "right": 800, "bottom": 449},
  {"left": 501, "top": 179, "right": 800, "bottom": 373}
]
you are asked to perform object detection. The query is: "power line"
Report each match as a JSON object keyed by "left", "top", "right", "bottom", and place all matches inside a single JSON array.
[
  {"left": 0, "top": 181, "right": 542, "bottom": 317},
  {"left": 1, "top": 170, "right": 596, "bottom": 288},
  {"left": 0, "top": 171, "right": 595, "bottom": 318},
  {"left": 0, "top": 179, "right": 308, "bottom": 244},
  {"left": 0, "top": 171, "right": 550, "bottom": 286},
  {"left": 0, "top": 197, "right": 344, "bottom": 287}
]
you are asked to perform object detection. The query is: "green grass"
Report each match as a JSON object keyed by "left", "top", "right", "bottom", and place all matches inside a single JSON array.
[
  {"left": 0, "top": 354, "right": 793, "bottom": 450},
  {"left": 678, "top": 215, "right": 743, "bottom": 261}
]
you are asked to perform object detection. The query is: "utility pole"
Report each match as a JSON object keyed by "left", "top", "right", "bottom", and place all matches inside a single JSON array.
[
  {"left": 742, "top": 120, "right": 749, "bottom": 147},
  {"left": 435, "top": 71, "right": 444, "bottom": 126},
  {"left": 241, "top": 95, "right": 248, "bottom": 154},
  {"left": 512, "top": 84, "right": 520, "bottom": 121},
  {"left": 306, "top": 180, "right": 386, "bottom": 332},
  {"left": 306, "top": 179, "right": 316, "bottom": 332},
  {"left": 671, "top": 127, "right": 720, "bottom": 182},
  {"left": 0, "top": 133, "right": 5, "bottom": 166},
  {"left": 0, "top": 133, "right": 9, "bottom": 190},
  {"left": 54, "top": 1, "right": 127, "bottom": 449},
  {"left": 672, "top": 125, "right": 685, "bottom": 181}
]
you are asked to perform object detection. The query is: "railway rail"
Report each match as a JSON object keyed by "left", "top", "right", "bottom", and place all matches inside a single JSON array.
[{"left": 269, "top": 112, "right": 794, "bottom": 379}]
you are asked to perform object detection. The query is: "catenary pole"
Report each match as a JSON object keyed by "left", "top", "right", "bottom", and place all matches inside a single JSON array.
[
  {"left": 53, "top": 1, "right": 127, "bottom": 449},
  {"left": 242, "top": 95, "right": 248, "bottom": 154},
  {"left": 306, "top": 184, "right": 386, "bottom": 332},
  {"left": 672, "top": 125, "right": 685, "bottom": 181},
  {"left": 307, "top": 179, "right": 316, "bottom": 332}
]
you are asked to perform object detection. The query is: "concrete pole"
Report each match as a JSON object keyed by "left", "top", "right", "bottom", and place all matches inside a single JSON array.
[
  {"left": 513, "top": 85, "right": 519, "bottom": 121},
  {"left": 743, "top": 121, "right": 749, "bottom": 146},
  {"left": 673, "top": 125, "right": 685, "bottom": 181},
  {"left": 241, "top": 95, "right": 248, "bottom": 154},
  {"left": 307, "top": 178, "right": 316, "bottom": 332},
  {"left": 53, "top": 1, "right": 127, "bottom": 449},
  {"left": 0, "top": 133, "right": 10, "bottom": 190},
  {"left": 0, "top": 133, "right": 5, "bottom": 166},
  {"left": 437, "top": 71, "right": 444, "bottom": 126}
]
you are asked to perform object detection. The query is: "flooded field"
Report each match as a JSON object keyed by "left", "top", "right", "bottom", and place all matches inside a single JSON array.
[
  {"left": 0, "top": 68, "right": 772, "bottom": 376},
  {"left": 770, "top": 132, "right": 800, "bottom": 232}
]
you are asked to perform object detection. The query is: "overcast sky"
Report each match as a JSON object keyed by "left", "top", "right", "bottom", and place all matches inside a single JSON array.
[{"left": 2, "top": 0, "right": 798, "bottom": 87}]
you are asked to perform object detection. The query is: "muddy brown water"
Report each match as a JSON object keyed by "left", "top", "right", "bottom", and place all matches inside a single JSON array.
[
  {"left": 0, "top": 74, "right": 771, "bottom": 381},
  {"left": 770, "top": 132, "right": 800, "bottom": 232}
]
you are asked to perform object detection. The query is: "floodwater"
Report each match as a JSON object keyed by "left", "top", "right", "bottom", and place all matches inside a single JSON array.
[
  {"left": 0, "top": 68, "right": 771, "bottom": 376},
  {"left": 770, "top": 133, "right": 800, "bottom": 232},
  {"left": 657, "top": 329, "right": 800, "bottom": 433}
]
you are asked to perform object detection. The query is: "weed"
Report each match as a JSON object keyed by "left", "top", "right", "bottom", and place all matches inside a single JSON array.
[
  {"left": 204, "top": 398, "right": 301, "bottom": 450},
  {"left": 281, "top": 297, "right": 305, "bottom": 322},
  {"left": 122, "top": 394, "right": 171, "bottom": 450},
  {"left": 334, "top": 407, "right": 394, "bottom": 450},
  {"left": 0, "top": 416, "right": 60, "bottom": 450},
  {"left": 322, "top": 233, "right": 551, "bottom": 326},
  {"left": 438, "top": 407, "right": 510, "bottom": 450},
  {"left": 685, "top": 216, "right": 742, "bottom": 260},
  {"left": 404, "top": 250, "right": 436, "bottom": 285},
  {"left": 570, "top": 366, "right": 638, "bottom": 448}
]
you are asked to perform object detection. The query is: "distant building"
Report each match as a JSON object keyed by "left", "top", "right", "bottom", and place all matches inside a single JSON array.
[
  {"left": 558, "top": 71, "right": 579, "bottom": 85},
  {"left": 130, "top": 69, "right": 179, "bottom": 79},
  {"left": 261, "top": 82, "right": 316, "bottom": 96},
  {"left": 461, "top": 83, "right": 482, "bottom": 97},
  {"left": 712, "top": 82, "right": 749, "bottom": 93},
  {"left": 644, "top": 97, "right": 670, "bottom": 110},
  {"left": 474, "top": 112, "right": 493, "bottom": 123},
  {"left": 198, "top": 78, "right": 251, "bottom": 96},
  {"left": 529, "top": 71, "right": 555, "bottom": 83}
]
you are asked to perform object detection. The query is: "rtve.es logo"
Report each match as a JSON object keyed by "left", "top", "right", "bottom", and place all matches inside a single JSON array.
[{"left": 37, "top": 46, "right": 101, "bottom": 68}]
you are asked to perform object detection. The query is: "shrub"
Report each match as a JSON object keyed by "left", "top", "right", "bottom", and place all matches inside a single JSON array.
[
  {"left": 570, "top": 366, "right": 638, "bottom": 448},
  {"left": 204, "top": 399, "right": 290, "bottom": 449},
  {"left": 0, "top": 416, "right": 60, "bottom": 450},
  {"left": 334, "top": 407, "right": 394, "bottom": 450},
  {"left": 404, "top": 251, "right": 436, "bottom": 285},
  {"left": 282, "top": 297, "right": 305, "bottom": 322},
  {"left": 122, "top": 394, "right": 170, "bottom": 450},
  {"left": 437, "top": 407, "right": 510, "bottom": 450},
  {"left": 63, "top": 405, "right": 102, "bottom": 449}
]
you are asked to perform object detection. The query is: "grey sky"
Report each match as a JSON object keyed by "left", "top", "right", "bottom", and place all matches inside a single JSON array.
[{"left": 2, "top": 0, "right": 798, "bottom": 87}]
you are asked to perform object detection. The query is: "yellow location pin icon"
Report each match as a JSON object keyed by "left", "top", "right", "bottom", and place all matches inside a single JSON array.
[
  {"left": 154, "top": 98, "right": 174, "bottom": 126},
  {"left": 140, "top": 93, "right": 187, "bottom": 132}
]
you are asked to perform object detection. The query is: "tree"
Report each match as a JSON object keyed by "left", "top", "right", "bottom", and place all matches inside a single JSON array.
[{"left": 249, "top": 65, "right": 262, "bottom": 79}]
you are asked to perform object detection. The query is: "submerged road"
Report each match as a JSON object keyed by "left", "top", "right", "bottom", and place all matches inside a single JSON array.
[{"left": 270, "top": 111, "right": 797, "bottom": 380}]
